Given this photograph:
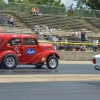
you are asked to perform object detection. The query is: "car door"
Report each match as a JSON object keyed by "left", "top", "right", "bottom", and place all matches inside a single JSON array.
[{"left": 21, "top": 38, "right": 39, "bottom": 63}]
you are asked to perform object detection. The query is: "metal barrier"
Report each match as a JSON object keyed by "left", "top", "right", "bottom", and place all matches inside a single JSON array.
[{"left": 38, "top": 41, "right": 100, "bottom": 51}]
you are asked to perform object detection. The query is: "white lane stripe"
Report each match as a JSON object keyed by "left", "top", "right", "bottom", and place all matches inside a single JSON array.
[
  {"left": 0, "top": 74, "right": 99, "bottom": 83},
  {"left": 59, "top": 61, "right": 92, "bottom": 64}
]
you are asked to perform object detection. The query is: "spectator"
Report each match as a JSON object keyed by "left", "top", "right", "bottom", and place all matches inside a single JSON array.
[
  {"left": 47, "top": 27, "right": 53, "bottom": 40},
  {"left": 47, "top": 27, "right": 52, "bottom": 36},
  {"left": 81, "top": 30, "right": 85, "bottom": 41},
  {"left": 75, "top": 45, "right": 80, "bottom": 51},
  {"left": 93, "top": 38, "right": 99, "bottom": 51},
  {"left": 80, "top": 44, "right": 86, "bottom": 51},
  {"left": 69, "top": 4, "right": 74, "bottom": 16},
  {"left": 35, "top": 8, "right": 39, "bottom": 15},
  {"left": 10, "top": 16, "right": 14, "bottom": 27},
  {"left": 31, "top": 7, "right": 36, "bottom": 15},
  {"left": 72, "top": 30, "right": 79, "bottom": 40},
  {"left": 7, "top": 16, "right": 14, "bottom": 27}
]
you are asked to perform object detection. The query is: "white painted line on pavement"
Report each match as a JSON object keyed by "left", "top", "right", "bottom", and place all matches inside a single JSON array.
[{"left": 0, "top": 74, "right": 99, "bottom": 83}]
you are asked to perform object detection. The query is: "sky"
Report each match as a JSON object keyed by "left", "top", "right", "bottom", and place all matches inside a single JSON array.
[{"left": 61, "top": 0, "right": 77, "bottom": 7}]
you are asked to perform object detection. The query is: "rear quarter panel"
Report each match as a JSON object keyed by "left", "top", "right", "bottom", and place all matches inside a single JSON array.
[{"left": 0, "top": 50, "right": 18, "bottom": 64}]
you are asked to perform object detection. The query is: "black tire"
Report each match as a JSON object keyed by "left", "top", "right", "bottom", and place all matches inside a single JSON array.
[
  {"left": 47, "top": 56, "right": 58, "bottom": 69},
  {"left": 2, "top": 54, "right": 18, "bottom": 69}
]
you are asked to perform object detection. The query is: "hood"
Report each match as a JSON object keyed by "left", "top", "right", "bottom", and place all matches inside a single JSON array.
[{"left": 39, "top": 43, "right": 54, "bottom": 51}]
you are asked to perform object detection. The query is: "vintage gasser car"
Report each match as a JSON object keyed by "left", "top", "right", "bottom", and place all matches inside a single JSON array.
[
  {"left": 0, "top": 33, "right": 60, "bottom": 69},
  {"left": 93, "top": 54, "right": 100, "bottom": 70}
]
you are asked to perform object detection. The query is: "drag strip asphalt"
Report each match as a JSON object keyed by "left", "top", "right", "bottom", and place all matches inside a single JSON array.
[{"left": 0, "top": 64, "right": 99, "bottom": 83}]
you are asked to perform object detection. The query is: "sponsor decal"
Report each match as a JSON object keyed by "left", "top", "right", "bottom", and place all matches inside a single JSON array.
[
  {"left": 26, "top": 48, "right": 36, "bottom": 55},
  {"left": 14, "top": 47, "right": 19, "bottom": 53},
  {"left": 18, "top": 54, "right": 21, "bottom": 56}
]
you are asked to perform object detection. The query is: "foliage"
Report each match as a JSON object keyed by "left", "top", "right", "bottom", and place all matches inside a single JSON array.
[
  {"left": 75, "top": 0, "right": 100, "bottom": 10},
  {"left": 5, "top": 0, "right": 65, "bottom": 7},
  {"left": 29, "top": 0, "right": 65, "bottom": 7},
  {"left": 0, "top": 1, "right": 66, "bottom": 15}
]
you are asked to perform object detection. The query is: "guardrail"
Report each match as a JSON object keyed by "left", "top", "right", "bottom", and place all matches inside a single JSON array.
[
  {"left": 38, "top": 41, "right": 100, "bottom": 51},
  {"left": 38, "top": 41, "right": 96, "bottom": 45}
]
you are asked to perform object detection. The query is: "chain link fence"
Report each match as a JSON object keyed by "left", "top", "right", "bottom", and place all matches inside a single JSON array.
[
  {"left": 0, "top": 1, "right": 100, "bottom": 18},
  {"left": 0, "top": 1, "right": 66, "bottom": 15}
]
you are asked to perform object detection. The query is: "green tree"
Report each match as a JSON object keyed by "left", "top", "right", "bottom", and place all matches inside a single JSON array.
[
  {"left": 9, "top": 0, "right": 15, "bottom": 2},
  {"left": 19, "top": 0, "right": 65, "bottom": 7},
  {"left": 75, "top": 0, "right": 100, "bottom": 10},
  {"left": 2, "top": 0, "right": 65, "bottom": 7}
]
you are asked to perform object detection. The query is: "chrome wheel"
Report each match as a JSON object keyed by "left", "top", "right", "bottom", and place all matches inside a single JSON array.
[
  {"left": 6, "top": 57, "right": 15, "bottom": 68},
  {"left": 47, "top": 56, "right": 58, "bottom": 69},
  {"left": 49, "top": 58, "right": 57, "bottom": 68},
  {"left": 2, "top": 54, "right": 18, "bottom": 69}
]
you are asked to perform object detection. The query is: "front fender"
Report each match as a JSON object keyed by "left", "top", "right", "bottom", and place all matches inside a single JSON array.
[
  {"left": 38, "top": 50, "right": 60, "bottom": 62},
  {"left": 0, "top": 50, "right": 18, "bottom": 63}
]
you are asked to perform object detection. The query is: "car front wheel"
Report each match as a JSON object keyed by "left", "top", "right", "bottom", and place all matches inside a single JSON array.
[{"left": 47, "top": 56, "right": 58, "bottom": 69}]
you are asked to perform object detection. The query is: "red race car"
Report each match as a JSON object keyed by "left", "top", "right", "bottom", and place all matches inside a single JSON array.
[{"left": 0, "top": 33, "right": 60, "bottom": 69}]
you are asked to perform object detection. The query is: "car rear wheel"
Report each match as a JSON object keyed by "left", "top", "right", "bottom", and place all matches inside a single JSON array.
[
  {"left": 47, "top": 56, "right": 58, "bottom": 69},
  {"left": 2, "top": 54, "right": 18, "bottom": 69}
]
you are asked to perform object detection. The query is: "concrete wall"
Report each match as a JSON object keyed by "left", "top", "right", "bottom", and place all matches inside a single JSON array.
[{"left": 57, "top": 51, "right": 100, "bottom": 61}]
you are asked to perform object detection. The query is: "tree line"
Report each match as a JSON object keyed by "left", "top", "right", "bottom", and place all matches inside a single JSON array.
[
  {"left": 3, "top": 0, "right": 65, "bottom": 7},
  {"left": 2, "top": 0, "right": 100, "bottom": 10},
  {"left": 74, "top": 0, "right": 100, "bottom": 10}
]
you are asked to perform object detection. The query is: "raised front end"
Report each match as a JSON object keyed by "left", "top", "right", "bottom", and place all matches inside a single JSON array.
[{"left": 36, "top": 43, "right": 60, "bottom": 69}]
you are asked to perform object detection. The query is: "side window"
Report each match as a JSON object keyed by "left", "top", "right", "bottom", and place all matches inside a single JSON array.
[
  {"left": 7, "top": 38, "right": 21, "bottom": 46},
  {"left": 23, "top": 38, "right": 37, "bottom": 45}
]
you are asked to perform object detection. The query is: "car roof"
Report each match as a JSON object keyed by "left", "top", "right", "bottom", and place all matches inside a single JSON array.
[
  {"left": 0, "top": 33, "right": 36, "bottom": 38},
  {"left": 0, "top": 33, "right": 37, "bottom": 43}
]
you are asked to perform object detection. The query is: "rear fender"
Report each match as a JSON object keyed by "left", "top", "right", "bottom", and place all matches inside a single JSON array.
[{"left": 0, "top": 50, "right": 18, "bottom": 64}]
